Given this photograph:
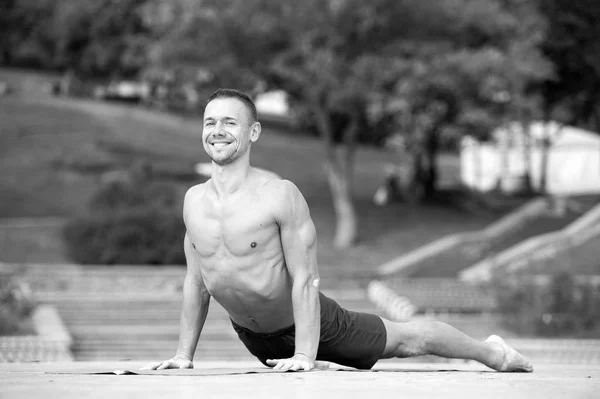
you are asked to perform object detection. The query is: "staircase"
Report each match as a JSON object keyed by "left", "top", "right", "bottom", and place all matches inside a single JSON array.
[
  {"left": 41, "top": 294, "right": 253, "bottom": 361},
  {"left": 406, "top": 196, "right": 599, "bottom": 278},
  {"left": 16, "top": 264, "right": 378, "bottom": 362}
]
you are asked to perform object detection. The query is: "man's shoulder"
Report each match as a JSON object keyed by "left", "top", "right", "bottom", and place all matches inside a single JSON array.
[
  {"left": 184, "top": 182, "right": 209, "bottom": 203},
  {"left": 260, "top": 179, "right": 307, "bottom": 222},
  {"left": 261, "top": 177, "right": 299, "bottom": 199},
  {"left": 251, "top": 166, "right": 282, "bottom": 181}
]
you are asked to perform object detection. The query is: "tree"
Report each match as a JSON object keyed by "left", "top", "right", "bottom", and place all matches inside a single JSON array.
[
  {"left": 51, "top": 0, "right": 152, "bottom": 77},
  {"left": 0, "top": 0, "right": 56, "bottom": 67},
  {"left": 379, "top": 0, "right": 552, "bottom": 199},
  {"left": 152, "top": 0, "right": 408, "bottom": 248},
  {"left": 539, "top": 0, "right": 600, "bottom": 132},
  {"left": 0, "top": 0, "right": 152, "bottom": 76},
  {"left": 150, "top": 0, "right": 553, "bottom": 248}
]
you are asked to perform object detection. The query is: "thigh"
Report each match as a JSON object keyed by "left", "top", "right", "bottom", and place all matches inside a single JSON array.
[
  {"left": 317, "top": 294, "right": 387, "bottom": 369},
  {"left": 232, "top": 322, "right": 295, "bottom": 365}
]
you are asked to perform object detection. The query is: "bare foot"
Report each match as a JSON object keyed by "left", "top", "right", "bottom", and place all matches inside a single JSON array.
[{"left": 485, "top": 335, "right": 533, "bottom": 372}]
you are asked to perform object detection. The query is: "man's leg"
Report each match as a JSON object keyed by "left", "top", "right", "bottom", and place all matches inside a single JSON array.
[{"left": 378, "top": 318, "right": 533, "bottom": 372}]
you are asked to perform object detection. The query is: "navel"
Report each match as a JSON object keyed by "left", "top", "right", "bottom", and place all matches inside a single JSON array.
[
  {"left": 250, "top": 242, "right": 257, "bottom": 248},
  {"left": 192, "top": 243, "right": 196, "bottom": 250}
]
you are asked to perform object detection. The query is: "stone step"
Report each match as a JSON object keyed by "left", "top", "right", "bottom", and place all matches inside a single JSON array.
[
  {"left": 377, "top": 278, "right": 496, "bottom": 313},
  {"left": 74, "top": 350, "right": 256, "bottom": 362},
  {"left": 31, "top": 285, "right": 378, "bottom": 361},
  {"left": 15, "top": 264, "right": 374, "bottom": 293},
  {"left": 68, "top": 324, "right": 235, "bottom": 336}
]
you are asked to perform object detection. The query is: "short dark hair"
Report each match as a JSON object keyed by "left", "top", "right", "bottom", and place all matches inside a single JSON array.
[{"left": 207, "top": 88, "right": 258, "bottom": 122}]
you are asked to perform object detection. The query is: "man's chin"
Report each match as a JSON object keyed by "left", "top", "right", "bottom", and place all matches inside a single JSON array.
[{"left": 209, "top": 156, "right": 235, "bottom": 166}]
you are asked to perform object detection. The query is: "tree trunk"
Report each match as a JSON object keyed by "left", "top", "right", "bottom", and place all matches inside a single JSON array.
[
  {"left": 325, "top": 157, "right": 357, "bottom": 249},
  {"left": 520, "top": 120, "right": 533, "bottom": 194},
  {"left": 539, "top": 110, "right": 553, "bottom": 195},
  {"left": 312, "top": 101, "right": 358, "bottom": 249},
  {"left": 422, "top": 128, "right": 439, "bottom": 199}
]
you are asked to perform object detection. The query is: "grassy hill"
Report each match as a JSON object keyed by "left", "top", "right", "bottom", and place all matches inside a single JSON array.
[{"left": 0, "top": 68, "right": 501, "bottom": 273}]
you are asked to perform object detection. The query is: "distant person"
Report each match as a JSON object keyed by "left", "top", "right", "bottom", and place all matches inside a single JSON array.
[{"left": 143, "top": 88, "right": 533, "bottom": 372}]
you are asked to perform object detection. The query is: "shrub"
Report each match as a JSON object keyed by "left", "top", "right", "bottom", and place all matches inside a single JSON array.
[
  {"left": 89, "top": 180, "right": 180, "bottom": 213},
  {"left": 0, "top": 274, "right": 36, "bottom": 336},
  {"left": 492, "top": 272, "right": 600, "bottom": 337},
  {"left": 63, "top": 178, "right": 187, "bottom": 265},
  {"left": 64, "top": 207, "right": 186, "bottom": 265}
]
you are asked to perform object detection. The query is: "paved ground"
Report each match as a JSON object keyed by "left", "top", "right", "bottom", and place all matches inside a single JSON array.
[{"left": 1, "top": 361, "right": 598, "bottom": 399}]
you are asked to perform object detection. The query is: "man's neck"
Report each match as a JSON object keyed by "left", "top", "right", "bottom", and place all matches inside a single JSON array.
[{"left": 210, "top": 159, "right": 251, "bottom": 197}]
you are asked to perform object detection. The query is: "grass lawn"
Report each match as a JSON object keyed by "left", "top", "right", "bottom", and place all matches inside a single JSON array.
[{"left": 0, "top": 68, "right": 500, "bottom": 274}]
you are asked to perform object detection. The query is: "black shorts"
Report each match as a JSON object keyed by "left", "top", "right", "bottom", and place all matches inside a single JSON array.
[{"left": 230, "top": 292, "right": 387, "bottom": 370}]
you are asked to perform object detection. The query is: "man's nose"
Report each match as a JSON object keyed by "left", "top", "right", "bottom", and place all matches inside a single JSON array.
[
  {"left": 213, "top": 124, "right": 225, "bottom": 136},
  {"left": 215, "top": 121, "right": 228, "bottom": 134}
]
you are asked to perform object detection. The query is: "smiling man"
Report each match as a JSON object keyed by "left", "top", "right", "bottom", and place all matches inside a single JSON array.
[{"left": 142, "top": 88, "right": 533, "bottom": 373}]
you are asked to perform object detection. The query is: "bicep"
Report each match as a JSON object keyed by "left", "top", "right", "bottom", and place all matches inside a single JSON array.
[{"left": 183, "top": 233, "right": 207, "bottom": 290}]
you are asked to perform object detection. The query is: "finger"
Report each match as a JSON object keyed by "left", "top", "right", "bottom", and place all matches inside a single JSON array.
[
  {"left": 289, "top": 363, "right": 301, "bottom": 372},
  {"left": 299, "top": 362, "right": 311, "bottom": 371},
  {"left": 157, "top": 361, "right": 172, "bottom": 370},
  {"left": 279, "top": 363, "right": 293, "bottom": 372},
  {"left": 273, "top": 361, "right": 287, "bottom": 371},
  {"left": 178, "top": 361, "right": 192, "bottom": 369},
  {"left": 141, "top": 362, "right": 160, "bottom": 370}
]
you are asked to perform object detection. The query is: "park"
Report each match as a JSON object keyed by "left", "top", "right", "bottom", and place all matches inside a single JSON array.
[{"left": 1, "top": 1, "right": 600, "bottom": 398}]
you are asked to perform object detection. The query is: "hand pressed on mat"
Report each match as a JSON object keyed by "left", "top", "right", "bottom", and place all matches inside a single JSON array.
[
  {"left": 141, "top": 355, "right": 193, "bottom": 370},
  {"left": 266, "top": 353, "right": 329, "bottom": 372}
]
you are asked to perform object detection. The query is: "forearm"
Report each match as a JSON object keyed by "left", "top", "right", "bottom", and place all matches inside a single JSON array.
[
  {"left": 175, "top": 278, "right": 210, "bottom": 360},
  {"left": 292, "top": 279, "right": 320, "bottom": 361}
]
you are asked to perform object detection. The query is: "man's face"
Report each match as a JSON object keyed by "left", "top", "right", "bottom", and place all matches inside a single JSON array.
[{"left": 202, "top": 98, "right": 258, "bottom": 165}]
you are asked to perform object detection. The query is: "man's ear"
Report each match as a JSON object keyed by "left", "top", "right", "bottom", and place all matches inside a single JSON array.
[{"left": 250, "top": 122, "right": 261, "bottom": 143}]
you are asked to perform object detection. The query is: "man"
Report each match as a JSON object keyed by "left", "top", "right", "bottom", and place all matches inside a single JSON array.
[{"left": 143, "top": 88, "right": 533, "bottom": 372}]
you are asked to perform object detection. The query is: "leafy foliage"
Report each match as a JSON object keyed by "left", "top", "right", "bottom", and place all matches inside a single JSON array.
[
  {"left": 539, "top": 0, "right": 600, "bottom": 131},
  {"left": 0, "top": 0, "right": 567, "bottom": 247},
  {"left": 63, "top": 178, "right": 186, "bottom": 265},
  {"left": 1, "top": 0, "right": 152, "bottom": 76},
  {"left": 143, "top": 0, "right": 555, "bottom": 247}
]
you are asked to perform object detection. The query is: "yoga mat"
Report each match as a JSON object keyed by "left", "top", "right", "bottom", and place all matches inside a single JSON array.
[
  {"left": 47, "top": 366, "right": 475, "bottom": 376},
  {"left": 47, "top": 366, "right": 360, "bottom": 376}
]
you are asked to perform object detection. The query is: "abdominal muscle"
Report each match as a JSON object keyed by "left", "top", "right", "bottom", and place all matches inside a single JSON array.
[{"left": 199, "top": 243, "right": 296, "bottom": 333}]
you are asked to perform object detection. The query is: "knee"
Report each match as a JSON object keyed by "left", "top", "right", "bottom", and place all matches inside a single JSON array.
[
  {"left": 396, "top": 320, "right": 447, "bottom": 356},
  {"left": 389, "top": 321, "right": 429, "bottom": 358}
]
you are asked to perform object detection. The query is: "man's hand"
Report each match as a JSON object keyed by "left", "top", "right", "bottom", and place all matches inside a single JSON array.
[
  {"left": 141, "top": 355, "right": 193, "bottom": 370},
  {"left": 266, "top": 353, "right": 329, "bottom": 372}
]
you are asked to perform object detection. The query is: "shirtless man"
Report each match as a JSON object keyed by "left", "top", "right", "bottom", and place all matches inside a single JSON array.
[{"left": 143, "top": 88, "right": 533, "bottom": 372}]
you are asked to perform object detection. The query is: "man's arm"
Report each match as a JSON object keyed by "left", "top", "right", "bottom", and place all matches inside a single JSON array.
[
  {"left": 267, "top": 180, "right": 320, "bottom": 371},
  {"left": 174, "top": 233, "right": 211, "bottom": 361},
  {"left": 142, "top": 233, "right": 211, "bottom": 370},
  {"left": 142, "top": 185, "right": 211, "bottom": 370}
]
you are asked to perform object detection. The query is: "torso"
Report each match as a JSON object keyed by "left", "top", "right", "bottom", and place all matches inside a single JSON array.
[{"left": 184, "top": 170, "right": 295, "bottom": 332}]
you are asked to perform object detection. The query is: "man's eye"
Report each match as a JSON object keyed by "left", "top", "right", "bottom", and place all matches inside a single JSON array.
[
  {"left": 205, "top": 122, "right": 215, "bottom": 126},
  {"left": 226, "top": 121, "right": 235, "bottom": 125}
]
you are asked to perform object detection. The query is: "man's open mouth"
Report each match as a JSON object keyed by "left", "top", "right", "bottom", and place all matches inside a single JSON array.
[{"left": 211, "top": 141, "right": 232, "bottom": 147}]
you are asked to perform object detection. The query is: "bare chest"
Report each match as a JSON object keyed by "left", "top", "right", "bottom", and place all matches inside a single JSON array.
[{"left": 189, "top": 199, "right": 278, "bottom": 253}]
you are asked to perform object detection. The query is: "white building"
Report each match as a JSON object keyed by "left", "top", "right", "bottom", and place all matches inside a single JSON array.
[{"left": 461, "top": 121, "right": 600, "bottom": 195}]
